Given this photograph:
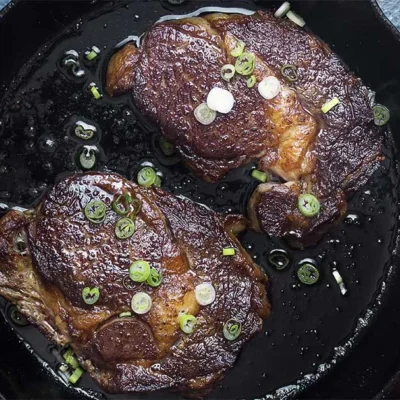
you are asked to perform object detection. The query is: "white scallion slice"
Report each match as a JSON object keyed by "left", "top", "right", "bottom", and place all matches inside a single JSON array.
[
  {"left": 286, "top": 10, "right": 306, "bottom": 27},
  {"left": 221, "top": 64, "right": 236, "bottom": 82},
  {"left": 332, "top": 268, "right": 348, "bottom": 296},
  {"left": 274, "top": 2, "right": 291, "bottom": 18},
  {"left": 195, "top": 283, "right": 216, "bottom": 306},
  {"left": 194, "top": 103, "right": 217, "bottom": 125},
  {"left": 258, "top": 76, "right": 281, "bottom": 100},
  {"left": 207, "top": 87, "right": 235, "bottom": 114},
  {"left": 131, "top": 292, "right": 152, "bottom": 314}
]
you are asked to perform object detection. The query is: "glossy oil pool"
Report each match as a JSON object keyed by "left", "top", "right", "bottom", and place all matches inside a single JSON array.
[{"left": 0, "top": 1, "right": 399, "bottom": 399}]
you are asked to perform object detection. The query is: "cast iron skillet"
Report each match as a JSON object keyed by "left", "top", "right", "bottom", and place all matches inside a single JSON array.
[{"left": 0, "top": 1, "right": 400, "bottom": 399}]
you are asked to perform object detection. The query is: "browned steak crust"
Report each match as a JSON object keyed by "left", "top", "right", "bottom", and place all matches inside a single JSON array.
[
  {"left": 0, "top": 172, "right": 270, "bottom": 396},
  {"left": 106, "top": 11, "right": 383, "bottom": 248}
]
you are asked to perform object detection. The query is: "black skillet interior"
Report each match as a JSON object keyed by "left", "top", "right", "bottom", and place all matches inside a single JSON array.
[{"left": 1, "top": 1, "right": 400, "bottom": 399}]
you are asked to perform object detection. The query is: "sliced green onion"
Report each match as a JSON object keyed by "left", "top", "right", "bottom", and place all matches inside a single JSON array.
[
  {"left": 274, "top": 1, "right": 291, "bottom": 18},
  {"left": 194, "top": 103, "right": 217, "bottom": 125},
  {"left": 129, "top": 260, "right": 151, "bottom": 282},
  {"left": 9, "top": 306, "right": 29, "bottom": 326},
  {"left": 247, "top": 75, "right": 256, "bottom": 88},
  {"left": 332, "top": 268, "right": 348, "bottom": 295},
  {"left": 146, "top": 267, "right": 163, "bottom": 287},
  {"left": 221, "top": 64, "right": 236, "bottom": 82},
  {"left": 372, "top": 104, "right": 390, "bottom": 126},
  {"left": 321, "top": 97, "right": 340, "bottom": 113},
  {"left": 258, "top": 76, "right": 281, "bottom": 100},
  {"left": 251, "top": 169, "right": 268, "bottom": 183},
  {"left": 112, "top": 193, "right": 132, "bottom": 216},
  {"left": 79, "top": 147, "right": 96, "bottom": 169},
  {"left": 119, "top": 311, "right": 132, "bottom": 318},
  {"left": 129, "top": 198, "right": 142, "bottom": 216},
  {"left": 75, "top": 126, "right": 94, "bottom": 140},
  {"left": 63, "top": 349, "right": 79, "bottom": 369},
  {"left": 89, "top": 83, "right": 102, "bottom": 100},
  {"left": 230, "top": 40, "right": 245, "bottom": 57},
  {"left": 154, "top": 175, "right": 162, "bottom": 187},
  {"left": 137, "top": 167, "right": 157, "bottom": 187},
  {"left": 286, "top": 10, "right": 306, "bottom": 27},
  {"left": 82, "top": 287, "right": 100, "bottom": 305},
  {"left": 179, "top": 314, "right": 198, "bottom": 334},
  {"left": 115, "top": 217, "right": 135, "bottom": 239},
  {"left": 159, "top": 137, "right": 175, "bottom": 156},
  {"left": 195, "top": 283, "right": 216, "bottom": 306},
  {"left": 131, "top": 292, "right": 152, "bottom": 314},
  {"left": 297, "top": 263, "right": 320, "bottom": 285},
  {"left": 222, "top": 247, "right": 235, "bottom": 256},
  {"left": 298, "top": 193, "right": 320, "bottom": 217},
  {"left": 223, "top": 319, "right": 242, "bottom": 341},
  {"left": 69, "top": 367, "right": 83, "bottom": 384},
  {"left": 85, "top": 46, "right": 100, "bottom": 61},
  {"left": 59, "top": 363, "right": 69, "bottom": 373},
  {"left": 235, "top": 52, "right": 255, "bottom": 76},
  {"left": 267, "top": 249, "right": 290, "bottom": 270},
  {"left": 207, "top": 87, "right": 235, "bottom": 114},
  {"left": 84, "top": 200, "right": 106, "bottom": 224},
  {"left": 281, "top": 64, "right": 298, "bottom": 82}
]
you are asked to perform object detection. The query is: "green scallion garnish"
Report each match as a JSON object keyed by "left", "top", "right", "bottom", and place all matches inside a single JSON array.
[
  {"left": 63, "top": 349, "right": 79, "bottom": 369},
  {"left": 69, "top": 367, "right": 84, "bottom": 384},
  {"left": 115, "top": 217, "right": 135, "bottom": 240},
  {"left": 84, "top": 200, "right": 106, "bottom": 224},
  {"left": 82, "top": 287, "right": 100, "bottom": 305},
  {"left": 146, "top": 267, "right": 163, "bottom": 287},
  {"left": 112, "top": 193, "right": 132, "bottom": 216},
  {"left": 298, "top": 193, "right": 320, "bottom": 217},
  {"left": 179, "top": 314, "right": 197, "bottom": 334},
  {"left": 230, "top": 40, "right": 245, "bottom": 57},
  {"left": 222, "top": 248, "right": 235, "bottom": 256},
  {"left": 235, "top": 52, "right": 255, "bottom": 76},
  {"left": 280, "top": 64, "right": 298, "bottom": 82},
  {"left": 297, "top": 263, "right": 320, "bottom": 285},
  {"left": 129, "top": 260, "right": 151, "bottom": 282},
  {"left": 372, "top": 104, "right": 390, "bottom": 126},
  {"left": 137, "top": 167, "right": 160, "bottom": 187},
  {"left": 223, "top": 319, "right": 242, "bottom": 341},
  {"left": 251, "top": 169, "right": 268, "bottom": 183},
  {"left": 247, "top": 75, "right": 256, "bottom": 88},
  {"left": 321, "top": 97, "right": 340, "bottom": 113}
]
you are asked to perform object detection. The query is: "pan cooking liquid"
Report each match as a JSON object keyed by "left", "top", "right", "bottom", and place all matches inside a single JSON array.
[{"left": 0, "top": 1, "right": 398, "bottom": 399}]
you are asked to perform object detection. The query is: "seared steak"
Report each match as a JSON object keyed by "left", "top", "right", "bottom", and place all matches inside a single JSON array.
[
  {"left": 0, "top": 172, "right": 269, "bottom": 396},
  {"left": 106, "top": 11, "right": 382, "bottom": 247}
]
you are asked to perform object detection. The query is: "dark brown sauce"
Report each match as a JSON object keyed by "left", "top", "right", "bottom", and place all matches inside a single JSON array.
[{"left": 0, "top": 2, "right": 398, "bottom": 399}]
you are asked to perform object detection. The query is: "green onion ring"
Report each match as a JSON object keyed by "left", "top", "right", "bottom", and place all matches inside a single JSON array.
[
  {"left": 9, "top": 306, "right": 29, "bottom": 326},
  {"left": 179, "top": 314, "right": 198, "bottom": 334},
  {"left": 230, "top": 40, "right": 245, "bottom": 57},
  {"left": 159, "top": 137, "right": 175, "bottom": 156},
  {"left": 84, "top": 200, "right": 106, "bottom": 224},
  {"left": 221, "top": 64, "right": 236, "bottom": 82},
  {"left": 235, "top": 52, "right": 255, "bottom": 76},
  {"left": 112, "top": 193, "right": 132, "bottom": 216},
  {"left": 297, "top": 263, "right": 320, "bottom": 285},
  {"left": 223, "top": 319, "right": 242, "bottom": 341},
  {"left": 372, "top": 104, "right": 390, "bottom": 126},
  {"left": 146, "top": 267, "right": 163, "bottom": 287},
  {"left": 298, "top": 194, "right": 320, "bottom": 217},
  {"left": 82, "top": 287, "right": 100, "bottom": 305},
  {"left": 247, "top": 75, "right": 256, "bottom": 88},
  {"left": 280, "top": 64, "right": 298, "bottom": 82},
  {"left": 129, "top": 260, "right": 151, "bottom": 282},
  {"left": 115, "top": 217, "right": 135, "bottom": 240},
  {"left": 137, "top": 167, "right": 157, "bottom": 187}
]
